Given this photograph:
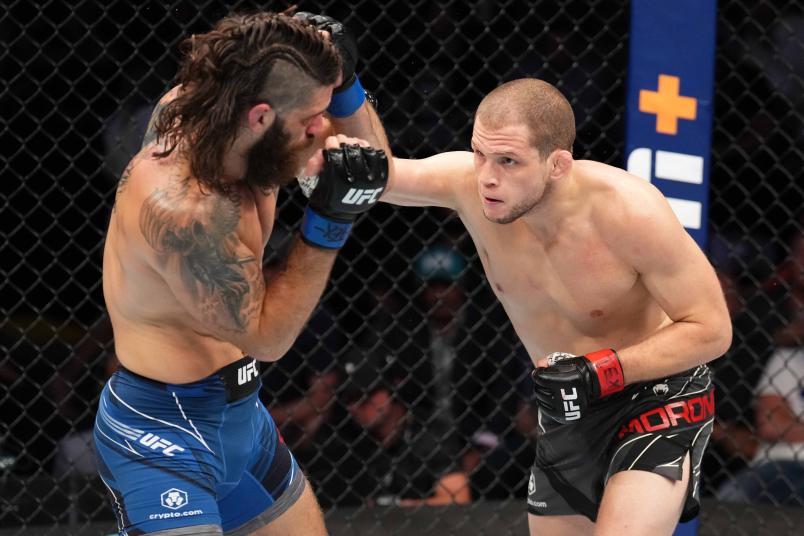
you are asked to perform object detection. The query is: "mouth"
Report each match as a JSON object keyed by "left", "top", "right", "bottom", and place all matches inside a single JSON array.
[{"left": 482, "top": 195, "right": 502, "bottom": 206}]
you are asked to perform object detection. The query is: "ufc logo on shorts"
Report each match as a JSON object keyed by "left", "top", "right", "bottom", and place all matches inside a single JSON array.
[
  {"left": 139, "top": 433, "right": 185, "bottom": 456},
  {"left": 560, "top": 388, "right": 581, "bottom": 421},
  {"left": 237, "top": 359, "right": 258, "bottom": 385},
  {"left": 342, "top": 187, "right": 384, "bottom": 205}
]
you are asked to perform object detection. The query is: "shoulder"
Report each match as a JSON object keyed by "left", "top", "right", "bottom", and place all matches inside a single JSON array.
[
  {"left": 580, "top": 161, "right": 668, "bottom": 221},
  {"left": 138, "top": 174, "right": 243, "bottom": 252},
  {"left": 578, "top": 160, "right": 684, "bottom": 249}
]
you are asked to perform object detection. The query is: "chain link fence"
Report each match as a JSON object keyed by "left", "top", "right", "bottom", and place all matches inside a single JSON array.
[{"left": 2, "top": 1, "right": 803, "bottom": 534}]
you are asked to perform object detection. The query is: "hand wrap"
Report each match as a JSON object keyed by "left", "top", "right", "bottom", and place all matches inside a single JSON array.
[{"left": 533, "top": 349, "right": 625, "bottom": 423}]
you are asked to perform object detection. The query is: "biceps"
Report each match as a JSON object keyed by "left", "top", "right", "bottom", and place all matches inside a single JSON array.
[
  {"left": 383, "top": 155, "right": 463, "bottom": 208},
  {"left": 641, "top": 237, "right": 725, "bottom": 321}
]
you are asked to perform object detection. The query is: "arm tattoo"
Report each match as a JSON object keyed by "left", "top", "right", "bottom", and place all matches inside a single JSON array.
[
  {"left": 139, "top": 181, "right": 263, "bottom": 332},
  {"left": 141, "top": 101, "right": 166, "bottom": 148}
]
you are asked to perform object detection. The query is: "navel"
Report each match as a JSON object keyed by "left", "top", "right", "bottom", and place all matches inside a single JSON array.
[{"left": 590, "top": 309, "right": 604, "bottom": 318}]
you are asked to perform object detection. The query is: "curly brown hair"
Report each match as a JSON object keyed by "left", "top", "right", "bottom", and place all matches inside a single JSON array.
[{"left": 153, "top": 12, "right": 341, "bottom": 189}]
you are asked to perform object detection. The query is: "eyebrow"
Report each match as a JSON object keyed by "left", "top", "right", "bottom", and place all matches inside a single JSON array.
[
  {"left": 303, "top": 108, "right": 327, "bottom": 121},
  {"left": 471, "top": 143, "right": 521, "bottom": 157}
]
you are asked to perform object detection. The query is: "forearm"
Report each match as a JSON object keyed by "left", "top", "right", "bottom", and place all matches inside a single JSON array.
[
  {"left": 427, "top": 472, "right": 471, "bottom": 505},
  {"left": 757, "top": 398, "right": 804, "bottom": 442},
  {"left": 331, "top": 102, "right": 392, "bottom": 159},
  {"left": 254, "top": 237, "right": 336, "bottom": 361},
  {"left": 398, "top": 472, "right": 471, "bottom": 506},
  {"left": 617, "top": 319, "right": 731, "bottom": 384},
  {"left": 764, "top": 421, "right": 804, "bottom": 443}
]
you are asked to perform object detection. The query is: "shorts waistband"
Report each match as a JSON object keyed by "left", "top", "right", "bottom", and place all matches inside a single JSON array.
[{"left": 117, "top": 356, "right": 261, "bottom": 403}]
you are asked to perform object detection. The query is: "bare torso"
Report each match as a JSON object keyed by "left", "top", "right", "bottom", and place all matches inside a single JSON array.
[
  {"left": 103, "top": 148, "right": 276, "bottom": 383},
  {"left": 454, "top": 159, "right": 672, "bottom": 362}
]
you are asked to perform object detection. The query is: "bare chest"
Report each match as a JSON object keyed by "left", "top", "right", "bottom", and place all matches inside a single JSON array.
[{"left": 466, "top": 219, "right": 642, "bottom": 325}]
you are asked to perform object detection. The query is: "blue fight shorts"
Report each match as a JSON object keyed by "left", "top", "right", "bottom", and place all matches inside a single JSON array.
[{"left": 93, "top": 357, "right": 305, "bottom": 536}]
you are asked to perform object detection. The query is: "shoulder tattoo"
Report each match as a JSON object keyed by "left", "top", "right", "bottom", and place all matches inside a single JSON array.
[{"left": 139, "top": 181, "right": 263, "bottom": 332}]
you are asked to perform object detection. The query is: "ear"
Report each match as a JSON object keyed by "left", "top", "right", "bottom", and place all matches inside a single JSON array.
[
  {"left": 246, "top": 103, "right": 276, "bottom": 133},
  {"left": 548, "top": 149, "right": 573, "bottom": 180}
]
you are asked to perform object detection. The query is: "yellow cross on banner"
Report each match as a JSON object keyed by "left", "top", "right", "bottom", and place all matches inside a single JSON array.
[{"left": 639, "top": 75, "right": 697, "bottom": 135}]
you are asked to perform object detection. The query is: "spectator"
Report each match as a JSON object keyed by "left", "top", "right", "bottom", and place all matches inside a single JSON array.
[
  {"left": 258, "top": 228, "right": 347, "bottom": 459},
  {"left": 766, "top": 227, "right": 804, "bottom": 347},
  {"left": 716, "top": 346, "right": 804, "bottom": 506},
  {"left": 51, "top": 315, "right": 118, "bottom": 477},
  {"left": 261, "top": 303, "right": 345, "bottom": 457},
  {"left": 310, "top": 354, "right": 470, "bottom": 507},
  {"left": 703, "top": 268, "right": 764, "bottom": 492}
]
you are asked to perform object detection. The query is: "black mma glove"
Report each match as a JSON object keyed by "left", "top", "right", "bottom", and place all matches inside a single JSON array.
[
  {"left": 532, "top": 349, "right": 625, "bottom": 424},
  {"left": 300, "top": 143, "right": 388, "bottom": 249},
  {"left": 294, "top": 12, "right": 365, "bottom": 117}
]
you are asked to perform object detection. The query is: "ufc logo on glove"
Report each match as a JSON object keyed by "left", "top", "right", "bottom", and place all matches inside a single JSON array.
[
  {"left": 341, "top": 187, "right": 384, "bottom": 205},
  {"left": 560, "top": 388, "right": 581, "bottom": 421}
]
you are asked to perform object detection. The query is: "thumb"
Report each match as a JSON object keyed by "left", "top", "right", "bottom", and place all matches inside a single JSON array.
[{"left": 304, "top": 149, "right": 325, "bottom": 177}]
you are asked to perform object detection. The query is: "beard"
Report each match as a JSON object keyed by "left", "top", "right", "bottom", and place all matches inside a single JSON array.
[
  {"left": 243, "top": 117, "right": 311, "bottom": 191},
  {"left": 485, "top": 180, "right": 553, "bottom": 224}
]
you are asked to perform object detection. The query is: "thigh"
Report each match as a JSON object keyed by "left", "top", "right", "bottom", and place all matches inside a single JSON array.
[
  {"left": 249, "top": 477, "right": 327, "bottom": 536},
  {"left": 595, "top": 453, "right": 690, "bottom": 536},
  {"left": 219, "top": 403, "right": 323, "bottom": 536},
  {"left": 528, "top": 513, "right": 594, "bottom": 536},
  {"left": 94, "top": 400, "right": 223, "bottom": 534}
]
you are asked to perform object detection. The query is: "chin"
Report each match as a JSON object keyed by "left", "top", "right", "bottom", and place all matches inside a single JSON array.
[{"left": 483, "top": 208, "right": 514, "bottom": 224}]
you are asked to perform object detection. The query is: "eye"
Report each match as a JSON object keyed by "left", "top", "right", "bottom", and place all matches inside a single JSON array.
[{"left": 498, "top": 156, "right": 516, "bottom": 166}]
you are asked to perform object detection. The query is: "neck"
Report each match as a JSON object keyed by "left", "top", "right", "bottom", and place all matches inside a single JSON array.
[
  {"left": 521, "top": 167, "right": 581, "bottom": 240},
  {"left": 220, "top": 135, "right": 251, "bottom": 182}
]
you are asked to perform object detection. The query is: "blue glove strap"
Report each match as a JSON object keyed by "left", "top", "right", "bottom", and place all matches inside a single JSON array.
[
  {"left": 301, "top": 207, "right": 352, "bottom": 249},
  {"left": 327, "top": 76, "right": 366, "bottom": 118}
]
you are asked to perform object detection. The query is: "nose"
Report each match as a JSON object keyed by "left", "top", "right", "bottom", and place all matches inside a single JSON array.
[
  {"left": 476, "top": 161, "right": 498, "bottom": 189},
  {"left": 305, "top": 115, "right": 325, "bottom": 137}
]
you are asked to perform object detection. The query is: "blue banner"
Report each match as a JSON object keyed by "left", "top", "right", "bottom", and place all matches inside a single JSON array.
[{"left": 625, "top": 0, "right": 717, "bottom": 249}]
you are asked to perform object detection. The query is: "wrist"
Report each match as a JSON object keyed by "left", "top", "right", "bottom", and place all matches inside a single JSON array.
[
  {"left": 584, "top": 349, "right": 625, "bottom": 398},
  {"left": 327, "top": 75, "right": 365, "bottom": 117},
  {"left": 300, "top": 207, "right": 353, "bottom": 249}
]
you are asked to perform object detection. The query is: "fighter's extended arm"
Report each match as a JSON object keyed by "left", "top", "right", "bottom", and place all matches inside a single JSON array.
[{"left": 381, "top": 151, "right": 473, "bottom": 209}]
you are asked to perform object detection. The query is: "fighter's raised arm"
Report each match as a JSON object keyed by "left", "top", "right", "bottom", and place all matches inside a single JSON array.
[{"left": 295, "top": 11, "right": 394, "bottom": 164}]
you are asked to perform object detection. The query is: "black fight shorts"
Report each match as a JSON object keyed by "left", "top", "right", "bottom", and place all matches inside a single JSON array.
[{"left": 528, "top": 365, "right": 713, "bottom": 522}]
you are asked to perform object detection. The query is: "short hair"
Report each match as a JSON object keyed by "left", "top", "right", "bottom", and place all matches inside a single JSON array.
[
  {"left": 475, "top": 78, "right": 576, "bottom": 158},
  {"left": 153, "top": 12, "right": 341, "bottom": 188}
]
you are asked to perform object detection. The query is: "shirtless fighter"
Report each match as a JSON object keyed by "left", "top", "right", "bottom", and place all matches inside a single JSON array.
[
  {"left": 380, "top": 78, "right": 732, "bottom": 535},
  {"left": 94, "top": 12, "right": 389, "bottom": 536}
]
